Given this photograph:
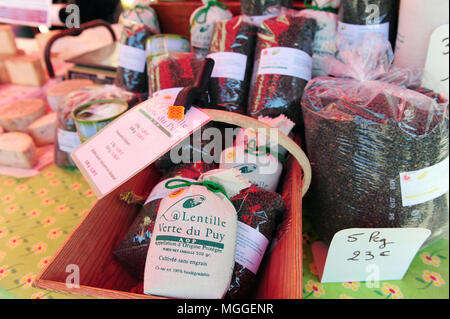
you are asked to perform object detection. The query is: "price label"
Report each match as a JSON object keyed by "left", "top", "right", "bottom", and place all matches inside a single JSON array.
[
  {"left": 71, "top": 96, "right": 211, "bottom": 199},
  {"left": 313, "top": 228, "right": 431, "bottom": 283},
  {"left": 423, "top": 24, "right": 449, "bottom": 96}
]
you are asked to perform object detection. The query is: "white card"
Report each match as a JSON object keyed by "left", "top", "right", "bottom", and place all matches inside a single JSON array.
[
  {"left": 257, "top": 47, "right": 313, "bottom": 81},
  {"left": 318, "top": 228, "right": 431, "bottom": 283},
  {"left": 208, "top": 52, "right": 248, "bottom": 81},
  {"left": 399, "top": 157, "right": 449, "bottom": 207},
  {"left": 422, "top": 24, "right": 449, "bottom": 96},
  {"left": 71, "top": 98, "right": 211, "bottom": 198}
]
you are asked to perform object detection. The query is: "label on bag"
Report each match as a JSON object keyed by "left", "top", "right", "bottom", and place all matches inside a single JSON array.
[
  {"left": 71, "top": 97, "right": 211, "bottom": 199},
  {"left": 337, "top": 22, "right": 389, "bottom": 45},
  {"left": 399, "top": 157, "right": 449, "bottom": 207},
  {"left": 257, "top": 47, "right": 313, "bottom": 81},
  {"left": 313, "top": 228, "right": 431, "bottom": 283},
  {"left": 118, "top": 44, "right": 147, "bottom": 73},
  {"left": 234, "top": 221, "right": 269, "bottom": 275},
  {"left": 143, "top": 184, "right": 237, "bottom": 299},
  {"left": 208, "top": 52, "right": 248, "bottom": 81},
  {"left": 57, "top": 129, "right": 82, "bottom": 153}
]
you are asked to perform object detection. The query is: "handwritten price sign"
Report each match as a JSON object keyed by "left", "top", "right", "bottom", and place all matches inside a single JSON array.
[
  {"left": 318, "top": 228, "right": 431, "bottom": 283},
  {"left": 423, "top": 24, "right": 449, "bottom": 96}
]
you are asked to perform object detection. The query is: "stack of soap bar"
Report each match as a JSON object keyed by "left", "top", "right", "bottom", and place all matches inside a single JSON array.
[
  {"left": 0, "top": 25, "right": 18, "bottom": 55},
  {"left": 28, "top": 112, "right": 57, "bottom": 146},
  {"left": 0, "top": 98, "right": 47, "bottom": 132},
  {"left": 0, "top": 132, "right": 37, "bottom": 169},
  {"left": 4, "top": 55, "right": 48, "bottom": 87}
]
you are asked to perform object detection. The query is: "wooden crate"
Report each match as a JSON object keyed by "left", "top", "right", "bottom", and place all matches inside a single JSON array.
[
  {"left": 33, "top": 107, "right": 310, "bottom": 299},
  {"left": 33, "top": 153, "right": 303, "bottom": 299}
]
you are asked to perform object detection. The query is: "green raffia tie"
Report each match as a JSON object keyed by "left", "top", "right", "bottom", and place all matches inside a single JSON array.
[
  {"left": 165, "top": 179, "right": 230, "bottom": 201},
  {"left": 189, "top": 0, "right": 229, "bottom": 33},
  {"left": 304, "top": 0, "right": 339, "bottom": 13},
  {"left": 123, "top": 4, "right": 155, "bottom": 25},
  {"left": 244, "top": 139, "right": 286, "bottom": 164}
]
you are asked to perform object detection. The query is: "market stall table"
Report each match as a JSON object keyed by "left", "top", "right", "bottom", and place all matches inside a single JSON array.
[{"left": 0, "top": 165, "right": 448, "bottom": 299}]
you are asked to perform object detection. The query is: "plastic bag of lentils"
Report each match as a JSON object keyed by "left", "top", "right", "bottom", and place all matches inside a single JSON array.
[
  {"left": 301, "top": 37, "right": 449, "bottom": 245},
  {"left": 247, "top": 9, "right": 316, "bottom": 126},
  {"left": 114, "top": 162, "right": 218, "bottom": 280},
  {"left": 207, "top": 15, "right": 258, "bottom": 114},
  {"left": 115, "top": 5, "right": 159, "bottom": 95}
]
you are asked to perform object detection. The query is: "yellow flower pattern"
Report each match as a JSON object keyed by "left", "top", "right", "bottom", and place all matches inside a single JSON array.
[
  {"left": 0, "top": 265, "right": 10, "bottom": 280},
  {"left": 7, "top": 236, "right": 22, "bottom": 249},
  {"left": 420, "top": 252, "right": 441, "bottom": 267},
  {"left": 20, "top": 273, "right": 36, "bottom": 288},
  {"left": 47, "top": 228, "right": 62, "bottom": 240},
  {"left": 342, "top": 281, "right": 360, "bottom": 291},
  {"left": 304, "top": 280, "right": 325, "bottom": 298},
  {"left": 0, "top": 165, "right": 97, "bottom": 299},
  {"left": 0, "top": 227, "right": 8, "bottom": 239},
  {"left": 31, "top": 242, "right": 48, "bottom": 255},
  {"left": 422, "top": 271, "right": 445, "bottom": 287},
  {"left": 31, "top": 291, "right": 49, "bottom": 299},
  {"left": 381, "top": 283, "right": 403, "bottom": 299}
]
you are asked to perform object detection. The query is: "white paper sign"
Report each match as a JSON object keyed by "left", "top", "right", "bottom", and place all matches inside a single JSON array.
[
  {"left": 399, "top": 157, "right": 449, "bottom": 207},
  {"left": 422, "top": 24, "right": 449, "bottom": 96},
  {"left": 71, "top": 98, "right": 211, "bottom": 198},
  {"left": 319, "top": 228, "right": 431, "bottom": 283}
]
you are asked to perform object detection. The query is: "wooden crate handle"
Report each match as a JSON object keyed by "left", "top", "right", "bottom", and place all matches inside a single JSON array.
[{"left": 200, "top": 109, "right": 312, "bottom": 197}]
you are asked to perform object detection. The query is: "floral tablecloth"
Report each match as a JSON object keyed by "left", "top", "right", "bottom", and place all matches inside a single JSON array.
[{"left": 0, "top": 165, "right": 448, "bottom": 299}]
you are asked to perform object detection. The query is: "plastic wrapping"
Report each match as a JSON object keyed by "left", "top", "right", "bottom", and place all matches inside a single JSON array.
[
  {"left": 227, "top": 185, "right": 285, "bottom": 299},
  {"left": 55, "top": 85, "right": 135, "bottom": 169},
  {"left": 146, "top": 34, "right": 190, "bottom": 60},
  {"left": 147, "top": 52, "right": 204, "bottom": 97},
  {"left": 155, "top": 121, "right": 232, "bottom": 172},
  {"left": 189, "top": 0, "right": 233, "bottom": 59},
  {"left": 115, "top": 6, "right": 159, "bottom": 94},
  {"left": 338, "top": 0, "right": 399, "bottom": 47},
  {"left": 114, "top": 162, "right": 218, "bottom": 280},
  {"left": 301, "top": 37, "right": 449, "bottom": 245},
  {"left": 208, "top": 15, "right": 258, "bottom": 114},
  {"left": 247, "top": 10, "right": 316, "bottom": 125},
  {"left": 241, "top": 0, "right": 293, "bottom": 16},
  {"left": 297, "top": 9, "right": 338, "bottom": 77}
]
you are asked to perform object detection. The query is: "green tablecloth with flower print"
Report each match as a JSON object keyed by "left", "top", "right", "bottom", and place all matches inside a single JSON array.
[{"left": 0, "top": 165, "right": 448, "bottom": 299}]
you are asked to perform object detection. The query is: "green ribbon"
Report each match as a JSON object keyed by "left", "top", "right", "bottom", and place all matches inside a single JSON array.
[
  {"left": 244, "top": 139, "right": 286, "bottom": 164},
  {"left": 123, "top": 4, "right": 156, "bottom": 26},
  {"left": 304, "top": 0, "right": 339, "bottom": 13},
  {"left": 189, "top": 0, "right": 229, "bottom": 33},
  {"left": 165, "top": 179, "right": 230, "bottom": 201}
]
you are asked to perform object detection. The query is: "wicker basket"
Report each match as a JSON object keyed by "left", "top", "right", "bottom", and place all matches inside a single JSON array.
[{"left": 34, "top": 109, "right": 311, "bottom": 299}]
